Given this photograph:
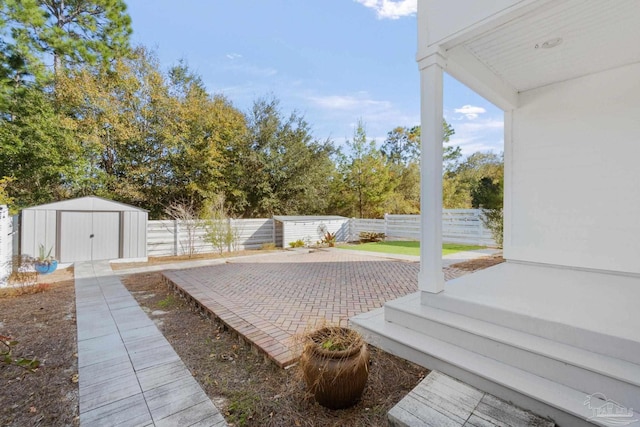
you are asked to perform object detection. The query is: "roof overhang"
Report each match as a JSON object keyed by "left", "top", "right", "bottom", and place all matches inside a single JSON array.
[{"left": 420, "top": 0, "right": 640, "bottom": 110}]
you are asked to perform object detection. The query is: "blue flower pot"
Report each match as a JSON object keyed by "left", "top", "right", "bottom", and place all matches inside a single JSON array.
[{"left": 34, "top": 260, "right": 58, "bottom": 275}]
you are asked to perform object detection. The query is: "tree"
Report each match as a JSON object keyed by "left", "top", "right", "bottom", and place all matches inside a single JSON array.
[
  {"left": 333, "top": 121, "right": 392, "bottom": 218},
  {"left": 381, "top": 121, "right": 460, "bottom": 169},
  {"left": 163, "top": 62, "right": 247, "bottom": 215},
  {"left": 443, "top": 151, "right": 504, "bottom": 209},
  {"left": 1, "top": 0, "right": 132, "bottom": 77},
  {"left": 0, "top": 0, "right": 132, "bottom": 210},
  {"left": 0, "top": 84, "right": 82, "bottom": 209},
  {"left": 380, "top": 121, "right": 460, "bottom": 214},
  {"left": 238, "top": 97, "right": 336, "bottom": 217}
]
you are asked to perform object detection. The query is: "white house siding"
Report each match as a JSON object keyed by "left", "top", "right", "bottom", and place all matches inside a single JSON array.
[{"left": 508, "top": 62, "right": 640, "bottom": 274}]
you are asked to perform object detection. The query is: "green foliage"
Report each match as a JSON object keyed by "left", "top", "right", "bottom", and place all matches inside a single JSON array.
[
  {"left": 444, "top": 152, "right": 504, "bottom": 209},
  {"left": 358, "top": 232, "right": 386, "bottom": 243},
  {"left": 480, "top": 208, "right": 504, "bottom": 248},
  {"left": 381, "top": 121, "right": 459, "bottom": 168},
  {"left": 322, "top": 231, "right": 336, "bottom": 247},
  {"left": 342, "top": 241, "right": 485, "bottom": 257},
  {"left": 1, "top": 0, "right": 132, "bottom": 77},
  {"left": 235, "top": 96, "right": 336, "bottom": 217},
  {"left": 36, "top": 244, "right": 55, "bottom": 264},
  {"left": 157, "top": 295, "right": 177, "bottom": 309},
  {"left": 332, "top": 120, "right": 392, "bottom": 218},
  {"left": 1, "top": 335, "right": 40, "bottom": 372},
  {"left": 0, "top": 84, "right": 82, "bottom": 209},
  {"left": 204, "top": 194, "right": 238, "bottom": 255},
  {"left": 289, "top": 240, "right": 305, "bottom": 248},
  {"left": 226, "top": 391, "right": 260, "bottom": 426}
]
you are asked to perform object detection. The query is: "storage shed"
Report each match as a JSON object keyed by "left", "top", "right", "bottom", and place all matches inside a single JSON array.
[
  {"left": 20, "top": 196, "right": 147, "bottom": 263},
  {"left": 273, "top": 216, "right": 349, "bottom": 248}
]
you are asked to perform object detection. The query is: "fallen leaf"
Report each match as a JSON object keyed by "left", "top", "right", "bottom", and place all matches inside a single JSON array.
[
  {"left": 71, "top": 374, "right": 79, "bottom": 383},
  {"left": 29, "top": 407, "right": 36, "bottom": 413}
]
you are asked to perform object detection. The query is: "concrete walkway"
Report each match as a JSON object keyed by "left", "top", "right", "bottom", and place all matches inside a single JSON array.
[{"left": 75, "top": 261, "right": 227, "bottom": 426}]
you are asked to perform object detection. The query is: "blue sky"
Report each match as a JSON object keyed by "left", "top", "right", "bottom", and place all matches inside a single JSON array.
[{"left": 125, "top": 0, "right": 503, "bottom": 157}]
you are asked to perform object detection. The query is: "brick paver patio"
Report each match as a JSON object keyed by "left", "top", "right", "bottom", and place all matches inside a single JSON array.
[{"left": 163, "top": 249, "right": 470, "bottom": 367}]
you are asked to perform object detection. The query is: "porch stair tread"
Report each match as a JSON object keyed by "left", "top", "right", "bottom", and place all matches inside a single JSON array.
[
  {"left": 351, "top": 308, "right": 640, "bottom": 426},
  {"left": 388, "top": 370, "right": 556, "bottom": 427},
  {"left": 385, "top": 292, "right": 640, "bottom": 388}
]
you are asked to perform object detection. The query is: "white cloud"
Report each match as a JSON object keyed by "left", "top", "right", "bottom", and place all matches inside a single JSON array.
[
  {"left": 449, "top": 119, "right": 504, "bottom": 157},
  {"left": 226, "top": 53, "right": 242, "bottom": 60},
  {"left": 354, "top": 0, "right": 417, "bottom": 20},
  {"left": 303, "top": 91, "right": 419, "bottom": 146},
  {"left": 454, "top": 104, "right": 487, "bottom": 120},
  {"left": 308, "top": 94, "right": 391, "bottom": 111}
]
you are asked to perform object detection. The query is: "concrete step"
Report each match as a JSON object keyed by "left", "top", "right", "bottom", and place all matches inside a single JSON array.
[
  {"left": 422, "top": 263, "right": 640, "bottom": 366},
  {"left": 384, "top": 292, "right": 640, "bottom": 410},
  {"left": 351, "top": 308, "right": 640, "bottom": 427}
]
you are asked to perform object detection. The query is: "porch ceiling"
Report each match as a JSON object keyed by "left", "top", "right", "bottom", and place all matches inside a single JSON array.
[{"left": 451, "top": 0, "right": 640, "bottom": 93}]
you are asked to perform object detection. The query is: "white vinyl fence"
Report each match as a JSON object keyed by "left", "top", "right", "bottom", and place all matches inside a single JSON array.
[
  {"left": 146, "top": 209, "right": 495, "bottom": 257},
  {"left": 351, "top": 210, "right": 495, "bottom": 246},
  {"left": 147, "top": 218, "right": 274, "bottom": 257},
  {"left": 0, "top": 205, "right": 12, "bottom": 286}
]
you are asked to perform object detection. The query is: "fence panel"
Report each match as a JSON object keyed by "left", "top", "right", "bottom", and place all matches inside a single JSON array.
[
  {"left": 148, "top": 211, "right": 495, "bottom": 257},
  {"left": 147, "top": 218, "right": 274, "bottom": 257},
  {"left": 351, "top": 210, "right": 496, "bottom": 246},
  {"left": 349, "top": 218, "right": 385, "bottom": 241}
]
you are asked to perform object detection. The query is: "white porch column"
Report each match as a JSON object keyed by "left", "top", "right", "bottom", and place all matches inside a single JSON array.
[{"left": 419, "top": 53, "right": 445, "bottom": 294}]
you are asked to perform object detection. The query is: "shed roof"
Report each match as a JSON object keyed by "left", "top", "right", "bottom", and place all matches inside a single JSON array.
[
  {"left": 273, "top": 215, "right": 347, "bottom": 222},
  {"left": 23, "top": 196, "right": 148, "bottom": 212}
]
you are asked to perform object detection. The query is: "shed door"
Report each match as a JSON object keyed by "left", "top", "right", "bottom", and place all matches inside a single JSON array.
[{"left": 60, "top": 212, "right": 120, "bottom": 262}]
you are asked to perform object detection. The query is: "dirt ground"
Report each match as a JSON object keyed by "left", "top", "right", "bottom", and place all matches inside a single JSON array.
[
  {"left": 0, "top": 254, "right": 502, "bottom": 427},
  {"left": 0, "top": 270, "right": 78, "bottom": 427},
  {"left": 450, "top": 253, "right": 504, "bottom": 271},
  {"left": 122, "top": 272, "right": 428, "bottom": 427}
]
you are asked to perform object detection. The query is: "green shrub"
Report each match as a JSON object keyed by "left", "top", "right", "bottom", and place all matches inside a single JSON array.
[
  {"left": 480, "top": 208, "right": 503, "bottom": 248},
  {"left": 359, "top": 232, "right": 385, "bottom": 243},
  {"left": 260, "top": 242, "right": 276, "bottom": 250},
  {"left": 289, "top": 239, "right": 305, "bottom": 248}
]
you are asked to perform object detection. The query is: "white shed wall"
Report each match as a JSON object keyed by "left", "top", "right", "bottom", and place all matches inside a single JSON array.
[
  {"left": 507, "top": 62, "right": 640, "bottom": 274},
  {"left": 21, "top": 197, "right": 148, "bottom": 263},
  {"left": 21, "top": 209, "right": 57, "bottom": 259},
  {"left": 282, "top": 219, "right": 349, "bottom": 247},
  {"left": 122, "top": 211, "right": 148, "bottom": 259}
]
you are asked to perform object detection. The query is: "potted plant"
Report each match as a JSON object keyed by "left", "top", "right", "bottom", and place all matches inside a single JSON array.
[
  {"left": 322, "top": 231, "right": 337, "bottom": 247},
  {"left": 299, "top": 326, "right": 369, "bottom": 409},
  {"left": 33, "top": 244, "right": 58, "bottom": 275}
]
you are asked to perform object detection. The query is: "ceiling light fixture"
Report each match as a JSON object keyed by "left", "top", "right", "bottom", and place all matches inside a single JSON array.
[{"left": 535, "top": 37, "right": 563, "bottom": 49}]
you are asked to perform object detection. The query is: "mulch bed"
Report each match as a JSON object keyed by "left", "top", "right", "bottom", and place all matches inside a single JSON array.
[
  {"left": 450, "top": 253, "right": 504, "bottom": 270},
  {"left": 122, "top": 272, "right": 428, "bottom": 426},
  {"left": 0, "top": 273, "right": 78, "bottom": 427}
]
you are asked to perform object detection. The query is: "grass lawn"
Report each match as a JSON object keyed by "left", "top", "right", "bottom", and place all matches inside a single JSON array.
[{"left": 339, "top": 240, "right": 485, "bottom": 256}]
